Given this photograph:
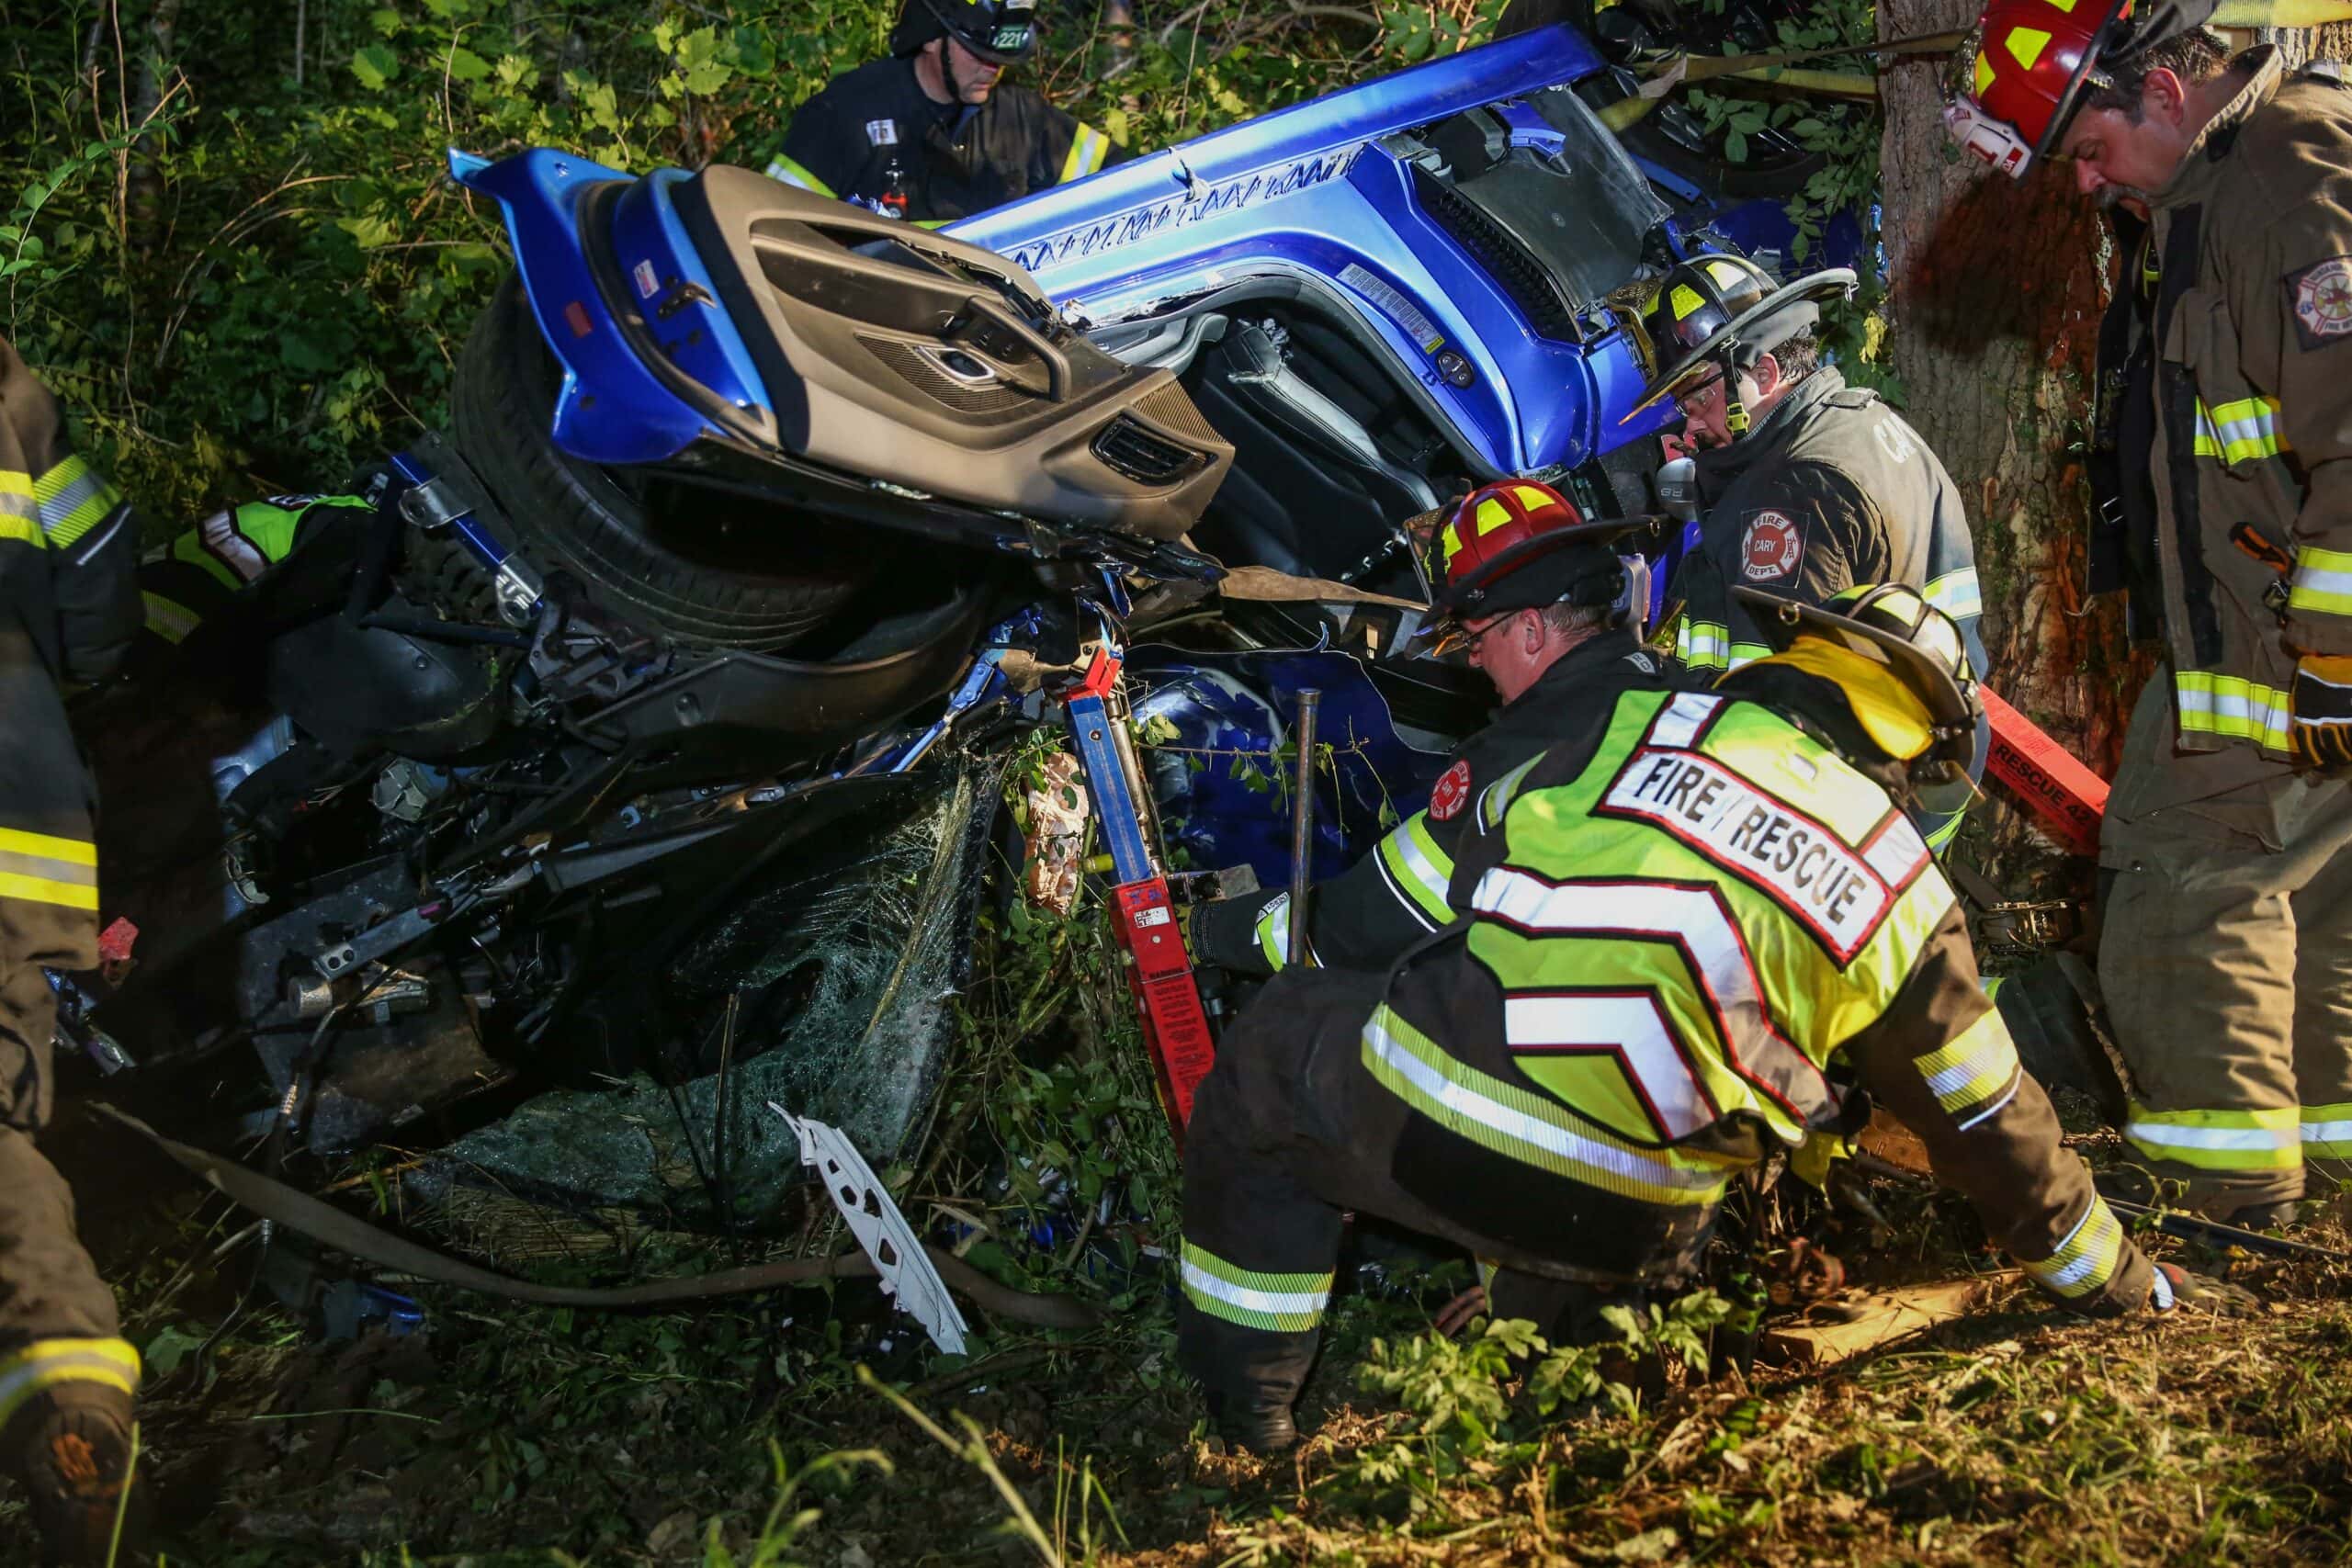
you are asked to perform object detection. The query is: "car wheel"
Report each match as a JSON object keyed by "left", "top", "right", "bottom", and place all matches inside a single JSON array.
[{"left": 449, "top": 278, "right": 871, "bottom": 651}]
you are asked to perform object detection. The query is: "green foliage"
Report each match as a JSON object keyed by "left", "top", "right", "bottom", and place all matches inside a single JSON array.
[
  {"left": 1349, "top": 1287, "right": 1733, "bottom": 1494},
  {"left": 1674, "top": 0, "right": 1900, "bottom": 395},
  {"left": 0, "top": 0, "right": 1440, "bottom": 531}
]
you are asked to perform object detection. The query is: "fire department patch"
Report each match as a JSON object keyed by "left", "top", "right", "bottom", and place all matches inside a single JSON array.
[
  {"left": 2290, "top": 255, "right": 2352, "bottom": 349},
  {"left": 1740, "top": 510, "right": 1804, "bottom": 582},
  {"left": 1428, "top": 758, "right": 1473, "bottom": 822}
]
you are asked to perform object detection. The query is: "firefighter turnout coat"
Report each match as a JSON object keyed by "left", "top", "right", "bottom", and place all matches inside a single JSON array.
[
  {"left": 1675, "top": 368, "right": 1984, "bottom": 682},
  {"left": 2082, "top": 50, "right": 2352, "bottom": 1212},
  {"left": 1190, "top": 629, "right": 1673, "bottom": 976},
  {"left": 767, "top": 56, "right": 1120, "bottom": 223},
  {"left": 2118, "top": 49, "right": 2352, "bottom": 768},
  {"left": 0, "top": 337, "right": 142, "bottom": 1436},
  {"left": 1177, "top": 683, "right": 2152, "bottom": 1415}
]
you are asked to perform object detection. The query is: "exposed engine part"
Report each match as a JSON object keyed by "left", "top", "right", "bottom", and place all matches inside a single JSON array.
[
  {"left": 1973, "top": 898, "right": 2083, "bottom": 956},
  {"left": 224, "top": 832, "right": 270, "bottom": 908},
  {"left": 371, "top": 759, "right": 446, "bottom": 823},
  {"left": 284, "top": 965, "right": 434, "bottom": 1025},
  {"left": 212, "top": 715, "right": 299, "bottom": 807},
  {"left": 285, "top": 974, "right": 337, "bottom": 1021}
]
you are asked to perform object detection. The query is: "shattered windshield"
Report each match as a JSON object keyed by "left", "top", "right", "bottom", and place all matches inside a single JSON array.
[{"left": 1425, "top": 85, "right": 1672, "bottom": 321}]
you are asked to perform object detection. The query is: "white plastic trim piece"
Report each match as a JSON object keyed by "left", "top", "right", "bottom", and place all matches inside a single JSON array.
[{"left": 776, "top": 1105, "right": 970, "bottom": 1355}]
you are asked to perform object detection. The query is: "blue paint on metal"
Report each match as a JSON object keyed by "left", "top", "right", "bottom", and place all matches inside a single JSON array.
[
  {"left": 944, "top": 25, "right": 1689, "bottom": 475},
  {"left": 609, "top": 168, "right": 772, "bottom": 434},
  {"left": 1065, "top": 693, "right": 1157, "bottom": 884},
  {"left": 1127, "top": 648, "right": 1449, "bottom": 892},
  {"left": 451, "top": 148, "right": 768, "bottom": 467},
  {"left": 387, "top": 449, "right": 514, "bottom": 580}
]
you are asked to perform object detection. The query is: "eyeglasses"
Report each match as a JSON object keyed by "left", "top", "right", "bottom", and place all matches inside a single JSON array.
[
  {"left": 1675, "top": 372, "right": 1725, "bottom": 420},
  {"left": 1426, "top": 612, "right": 1513, "bottom": 660}
]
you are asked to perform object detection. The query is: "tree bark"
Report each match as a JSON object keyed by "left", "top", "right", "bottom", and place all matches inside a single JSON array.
[
  {"left": 130, "top": 0, "right": 182, "bottom": 254},
  {"left": 1878, "top": 0, "right": 2140, "bottom": 886}
]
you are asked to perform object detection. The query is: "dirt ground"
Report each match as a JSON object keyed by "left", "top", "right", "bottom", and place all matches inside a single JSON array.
[{"left": 7, "top": 1097, "right": 2351, "bottom": 1568}]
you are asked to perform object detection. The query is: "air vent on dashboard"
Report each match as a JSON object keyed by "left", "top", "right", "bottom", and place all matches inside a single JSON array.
[
  {"left": 1091, "top": 414, "right": 1208, "bottom": 485},
  {"left": 1409, "top": 165, "right": 1581, "bottom": 344}
]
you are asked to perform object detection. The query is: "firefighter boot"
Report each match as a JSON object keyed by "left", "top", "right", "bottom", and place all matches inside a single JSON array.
[
  {"left": 8, "top": 1383, "right": 141, "bottom": 1566},
  {"left": 1183, "top": 1327, "right": 1314, "bottom": 1455},
  {"left": 1204, "top": 1387, "right": 1298, "bottom": 1455}
]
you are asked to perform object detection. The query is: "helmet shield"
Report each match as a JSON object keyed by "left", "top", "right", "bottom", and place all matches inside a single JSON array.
[
  {"left": 911, "top": 0, "right": 1041, "bottom": 63},
  {"left": 1944, "top": 0, "right": 2137, "bottom": 177},
  {"left": 1732, "top": 583, "right": 1983, "bottom": 766},
  {"left": 1626, "top": 266, "right": 1858, "bottom": 422}
]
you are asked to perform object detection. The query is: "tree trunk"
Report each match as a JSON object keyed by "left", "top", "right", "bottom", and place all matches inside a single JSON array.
[
  {"left": 1878, "top": 0, "right": 2140, "bottom": 887},
  {"left": 129, "top": 0, "right": 182, "bottom": 254}
]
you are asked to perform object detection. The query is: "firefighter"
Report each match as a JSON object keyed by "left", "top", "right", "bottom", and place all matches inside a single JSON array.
[
  {"left": 1636, "top": 254, "right": 1987, "bottom": 849},
  {"left": 1947, "top": 0, "right": 2352, "bottom": 1226},
  {"left": 1177, "top": 584, "right": 2237, "bottom": 1454},
  {"left": 766, "top": 0, "right": 1126, "bottom": 224},
  {"left": 133, "top": 491, "right": 374, "bottom": 667},
  {"left": 0, "top": 338, "right": 144, "bottom": 1559},
  {"left": 1188, "top": 479, "right": 1669, "bottom": 976}
]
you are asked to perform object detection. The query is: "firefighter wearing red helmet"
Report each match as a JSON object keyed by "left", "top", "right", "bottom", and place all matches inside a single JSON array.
[
  {"left": 763, "top": 0, "right": 1128, "bottom": 224},
  {"left": 1189, "top": 480, "right": 1670, "bottom": 977},
  {"left": 1176, "top": 578, "right": 2227, "bottom": 1455},
  {"left": 1947, "top": 0, "right": 2352, "bottom": 1228}
]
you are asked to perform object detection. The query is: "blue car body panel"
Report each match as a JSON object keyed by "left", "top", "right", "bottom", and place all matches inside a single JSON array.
[
  {"left": 946, "top": 26, "right": 1682, "bottom": 475},
  {"left": 1129, "top": 648, "right": 1447, "bottom": 890},
  {"left": 450, "top": 147, "right": 773, "bottom": 466}
]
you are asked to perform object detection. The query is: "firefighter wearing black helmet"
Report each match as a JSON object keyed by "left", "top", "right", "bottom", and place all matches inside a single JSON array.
[
  {"left": 1175, "top": 581, "right": 2241, "bottom": 1456},
  {"left": 1637, "top": 254, "right": 1987, "bottom": 850},
  {"left": 767, "top": 0, "right": 1128, "bottom": 224}
]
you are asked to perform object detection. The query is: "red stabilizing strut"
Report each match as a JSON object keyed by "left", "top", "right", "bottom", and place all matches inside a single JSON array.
[
  {"left": 1108, "top": 878, "right": 1218, "bottom": 1137},
  {"left": 1982, "top": 688, "right": 2109, "bottom": 858}
]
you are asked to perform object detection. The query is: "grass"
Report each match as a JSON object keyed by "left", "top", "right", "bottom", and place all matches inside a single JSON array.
[{"left": 16, "top": 895, "right": 2352, "bottom": 1566}]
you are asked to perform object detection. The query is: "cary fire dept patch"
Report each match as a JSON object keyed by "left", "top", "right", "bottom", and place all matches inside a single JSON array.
[
  {"left": 865, "top": 118, "right": 899, "bottom": 147},
  {"left": 1428, "top": 758, "right": 1473, "bottom": 823},
  {"left": 1740, "top": 511, "right": 1804, "bottom": 582},
  {"left": 2290, "top": 255, "right": 2352, "bottom": 349}
]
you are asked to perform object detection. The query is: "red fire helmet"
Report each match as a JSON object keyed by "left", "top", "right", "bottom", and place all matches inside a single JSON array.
[{"left": 1943, "top": 0, "right": 2133, "bottom": 178}]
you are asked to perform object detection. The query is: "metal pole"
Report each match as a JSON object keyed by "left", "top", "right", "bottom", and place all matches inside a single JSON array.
[{"left": 1286, "top": 690, "right": 1320, "bottom": 968}]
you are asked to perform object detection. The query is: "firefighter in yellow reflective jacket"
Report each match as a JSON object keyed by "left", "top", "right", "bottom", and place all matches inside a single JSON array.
[
  {"left": 1177, "top": 585, "right": 2209, "bottom": 1453},
  {"left": 133, "top": 491, "right": 373, "bottom": 664},
  {"left": 1189, "top": 479, "right": 1668, "bottom": 976},
  {"left": 0, "top": 338, "right": 144, "bottom": 1560},
  {"left": 1949, "top": 0, "right": 2352, "bottom": 1224}
]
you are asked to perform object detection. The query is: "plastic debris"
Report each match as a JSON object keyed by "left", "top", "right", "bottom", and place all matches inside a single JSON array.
[{"left": 779, "top": 1106, "right": 969, "bottom": 1355}]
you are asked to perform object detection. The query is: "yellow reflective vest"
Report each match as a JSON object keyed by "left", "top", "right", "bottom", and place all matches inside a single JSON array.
[{"left": 1366, "top": 685, "right": 2153, "bottom": 1314}]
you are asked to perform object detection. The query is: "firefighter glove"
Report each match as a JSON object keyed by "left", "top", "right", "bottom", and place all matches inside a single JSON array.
[
  {"left": 2289, "top": 655, "right": 2352, "bottom": 773},
  {"left": 2152, "top": 1261, "right": 2260, "bottom": 1316}
]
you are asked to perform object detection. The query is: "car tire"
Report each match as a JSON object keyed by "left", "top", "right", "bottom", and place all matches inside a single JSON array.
[{"left": 449, "top": 278, "right": 869, "bottom": 650}]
